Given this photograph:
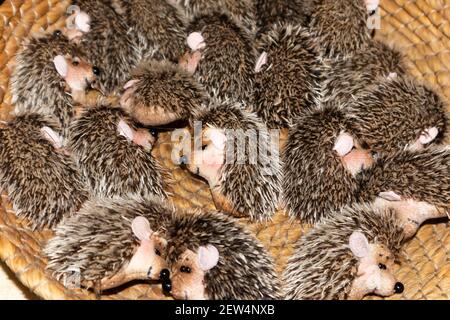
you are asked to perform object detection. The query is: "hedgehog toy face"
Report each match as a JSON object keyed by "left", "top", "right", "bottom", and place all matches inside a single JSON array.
[
  {"left": 169, "top": 245, "right": 219, "bottom": 300},
  {"left": 373, "top": 192, "right": 446, "bottom": 239},
  {"left": 182, "top": 127, "right": 227, "bottom": 186},
  {"left": 348, "top": 231, "right": 403, "bottom": 300}
]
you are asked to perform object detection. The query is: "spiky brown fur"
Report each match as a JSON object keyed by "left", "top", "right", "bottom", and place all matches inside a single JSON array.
[
  {"left": 167, "top": 210, "right": 282, "bottom": 299},
  {"left": 129, "top": 59, "right": 208, "bottom": 122},
  {"left": 71, "top": 0, "right": 141, "bottom": 93},
  {"left": 309, "top": 0, "right": 371, "bottom": 59},
  {"left": 193, "top": 100, "right": 282, "bottom": 221},
  {"left": 320, "top": 40, "right": 406, "bottom": 105},
  {"left": 45, "top": 196, "right": 173, "bottom": 283},
  {"left": 282, "top": 105, "right": 360, "bottom": 223},
  {"left": 284, "top": 204, "right": 404, "bottom": 300},
  {"left": 358, "top": 147, "right": 450, "bottom": 207},
  {"left": 110, "top": 0, "right": 187, "bottom": 62},
  {"left": 187, "top": 11, "right": 256, "bottom": 104},
  {"left": 176, "top": 0, "right": 257, "bottom": 33},
  {"left": 0, "top": 114, "right": 88, "bottom": 230},
  {"left": 68, "top": 105, "right": 167, "bottom": 198},
  {"left": 347, "top": 75, "right": 448, "bottom": 153},
  {"left": 254, "top": 23, "right": 321, "bottom": 128},
  {"left": 11, "top": 33, "right": 81, "bottom": 137}
]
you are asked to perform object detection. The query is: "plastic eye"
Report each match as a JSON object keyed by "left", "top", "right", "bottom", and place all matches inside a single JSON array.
[
  {"left": 53, "top": 30, "right": 62, "bottom": 37},
  {"left": 180, "top": 266, "right": 191, "bottom": 273},
  {"left": 378, "top": 263, "right": 387, "bottom": 270},
  {"left": 72, "top": 60, "right": 79, "bottom": 66}
]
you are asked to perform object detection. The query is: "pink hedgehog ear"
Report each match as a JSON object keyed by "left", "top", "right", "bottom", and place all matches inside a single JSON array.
[
  {"left": 53, "top": 55, "right": 68, "bottom": 78},
  {"left": 123, "top": 79, "right": 140, "bottom": 90},
  {"left": 419, "top": 127, "right": 439, "bottom": 145},
  {"left": 378, "top": 191, "right": 402, "bottom": 202},
  {"left": 255, "top": 51, "right": 268, "bottom": 73},
  {"left": 333, "top": 132, "right": 354, "bottom": 157},
  {"left": 349, "top": 231, "right": 370, "bottom": 258},
  {"left": 365, "top": 0, "right": 379, "bottom": 11},
  {"left": 198, "top": 245, "right": 219, "bottom": 271},
  {"left": 74, "top": 11, "right": 91, "bottom": 33},
  {"left": 207, "top": 128, "right": 227, "bottom": 150},
  {"left": 40, "top": 126, "right": 64, "bottom": 149},
  {"left": 187, "top": 32, "right": 206, "bottom": 51},
  {"left": 117, "top": 119, "right": 134, "bottom": 142},
  {"left": 131, "top": 216, "right": 154, "bottom": 241}
]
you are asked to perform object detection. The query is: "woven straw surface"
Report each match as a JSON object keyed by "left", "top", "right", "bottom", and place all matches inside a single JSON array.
[{"left": 0, "top": 0, "right": 448, "bottom": 300}]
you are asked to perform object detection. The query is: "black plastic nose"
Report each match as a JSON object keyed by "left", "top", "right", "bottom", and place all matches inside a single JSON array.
[
  {"left": 394, "top": 282, "right": 404, "bottom": 294},
  {"left": 92, "top": 66, "right": 101, "bottom": 76},
  {"left": 179, "top": 155, "right": 188, "bottom": 166},
  {"left": 162, "top": 281, "right": 172, "bottom": 294},
  {"left": 160, "top": 269, "right": 170, "bottom": 280}
]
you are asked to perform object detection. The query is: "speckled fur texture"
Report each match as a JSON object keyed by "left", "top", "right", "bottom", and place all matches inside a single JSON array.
[
  {"left": 129, "top": 59, "right": 208, "bottom": 122},
  {"left": 71, "top": 0, "right": 141, "bottom": 93},
  {"left": 11, "top": 33, "right": 81, "bottom": 138},
  {"left": 254, "top": 23, "right": 321, "bottom": 128},
  {"left": 167, "top": 210, "right": 282, "bottom": 299},
  {"left": 187, "top": 11, "right": 256, "bottom": 104},
  {"left": 309, "top": 0, "right": 371, "bottom": 59},
  {"left": 320, "top": 40, "right": 406, "bottom": 105},
  {"left": 110, "top": 0, "right": 187, "bottom": 62},
  {"left": 347, "top": 75, "right": 448, "bottom": 153},
  {"left": 282, "top": 105, "right": 360, "bottom": 223},
  {"left": 68, "top": 105, "right": 167, "bottom": 199},
  {"left": 0, "top": 114, "right": 88, "bottom": 230},
  {"left": 45, "top": 196, "right": 173, "bottom": 284},
  {"left": 193, "top": 100, "right": 282, "bottom": 221},
  {"left": 284, "top": 204, "right": 404, "bottom": 300},
  {"left": 176, "top": 0, "right": 257, "bottom": 33},
  {"left": 358, "top": 147, "right": 450, "bottom": 208},
  {"left": 255, "top": 0, "right": 317, "bottom": 33}
]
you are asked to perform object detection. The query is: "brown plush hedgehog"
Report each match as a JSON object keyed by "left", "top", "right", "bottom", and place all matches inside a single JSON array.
[
  {"left": 166, "top": 210, "right": 281, "bottom": 300},
  {"left": 253, "top": 23, "right": 321, "bottom": 128},
  {"left": 358, "top": 148, "right": 450, "bottom": 239},
  {"left": 178, "top": 100, "right": 281, "bottom": 222},
  {"left": 282, "top": 104, "right": 374, "bottom": 224},
  {"left": 320, "top": 40, "right": 406, "bottom": 105},
  {"left": 11, "top": 32, "right": 99, "bottom": 138},
  {"left": 182, "top": 11, "right": 256, "bottom": 104},
  {"left": 68, "top": 104, "right": 167, "bottom": 199},
  {"left": 120, "top": 59, "right": 208, "bottom": 126},
  {"left": 309, "top": 0, "right": 378, "bottom": 59},
  {"left": 0, "top": 113, "right": 88, "bottom": 230},
  {"left": 284, "top": 204, "right": 405, "bottom": 300},
  {"left": 347, "top": 74, "right": 448, "bottom": 153},
  {"left": 173, "top": 0, "right": 257, "bottom": 33},
  {"left": 45, "top": 196, "right": 173, "bottom": 292},
  {"left": 66, "top": 0, "right": 141, "bottom": 93},
  {"left": 109, "top": 0, "right": 187, "bottom": 62}
]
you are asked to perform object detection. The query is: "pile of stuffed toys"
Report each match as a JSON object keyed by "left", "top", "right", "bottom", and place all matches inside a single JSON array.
[{"left": 0, "top": 0, "right": 448, "bottom": 300}]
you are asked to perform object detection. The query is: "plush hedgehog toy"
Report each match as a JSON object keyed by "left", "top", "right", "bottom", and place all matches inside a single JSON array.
[
  {"left": 282, "top": 104, "right": 374, "bottom": 224},
  {"left": 120, "top": 59, "right": 208, "bottom": 126},
  {"left": 179, "top": 100, "right": 281, "bottom": 222},
  {"left": 347, "top": 75, "right": 448, "bottom": 153},
  {"left": 284, "top": 204, "right": 405, "bottom": 300},
  {"left": 173, "top": 0, "right": 257, "bottom": 33},
  {"left": 358, "top": 148, "right": 450, "bottom": 239},
  {"left": 45, "top": 196, "right": 173, "bottom": 292},
  {"left": 68, "top": 104, "right": 167, "bottom": 199},
  {"left": 253, "top": 23, "right": 321, "bottom": 128},
  {"left": 0, "top": 114, "right": 88, "bottom": 230},
  {"left": 309, "top": 0, "right": 379, "bottom": 59},
  {"left": 165, "top": 210, "right": 282, "bottom": 300},
  {"left": 320, "top": 40, "right": 406, "bottom": 105},
  {"left": 181, "top": 11, "right": 256, "bottom": 104},
  {"left": 109, "top": 0, "right": 187, "bottom": 62},
  {"left": 11, "top": 32, "right": 99, "bottom": 137},
  {"left": 65, "top": 0, "right": 140, "bottom": 93}
]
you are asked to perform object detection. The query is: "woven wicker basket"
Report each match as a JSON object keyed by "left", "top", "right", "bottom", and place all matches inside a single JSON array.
[{"left": 0, "top": 0, "right": 448, "bottom": 300}]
